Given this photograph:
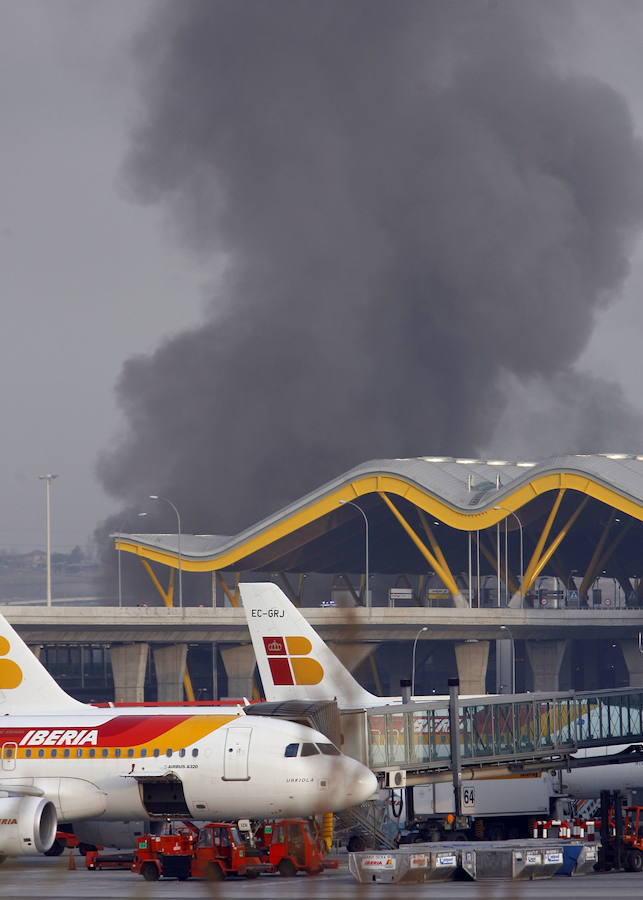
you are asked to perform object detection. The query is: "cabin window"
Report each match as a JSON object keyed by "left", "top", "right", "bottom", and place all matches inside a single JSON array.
[
  {"left": 50, "top": 749, "right": 58, "bottom": 758},
  {"left": 76, "top": 748, "right": 83, "bottom": 758},
  {"left": 114, "top": 748, "right": 121, "bottom": 758},
  {"left": 101, "top": 749, "right": 109, "bottom": 758},
  {"left": 89, "top": 749, "right": 96, "bottom": 758},
  {"left": 179, "top": 748, "right": 186, "bottom": 758},
  {"left": 140, "top": 749, "right": 147, "bottom": 757},
  {"left": 165, "top": 749, "right": 172, "bottom": 757},
  {"left": 25, "top": 749, "right": 32, "bottom": 758},
  {"left": 191, "top": 748, "right": 199, "bottom": 758},
  {"left": 153, "top": 748, "right": 160, "bottom": 758},
  {"left": 38, "top": 749, "right": 45, "bottom": 758},
  {"left": 300, "top": 743, "right": 319, "bottom": 757},
  {"left": 127, "top": 748, "right": 134, "bottom": 758},
  {"left": 318, "top": 743, "right": 341, "bottom": 756},
  {"left": 5, "top": 748, "right": 13, "bottom": 758},
  {"left": 284, "top": 743, "right": 299, "bottom": 758},
  {"left": 63, "top": 749, "right": 70, "bottom": 758}
]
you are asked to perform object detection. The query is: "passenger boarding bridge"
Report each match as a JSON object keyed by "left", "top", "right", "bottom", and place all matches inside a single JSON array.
[{"left": 341, "top": 686, "right": 643, "bottom": 783}]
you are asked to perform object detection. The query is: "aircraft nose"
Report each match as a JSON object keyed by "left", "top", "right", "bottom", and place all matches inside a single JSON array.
[
  {"left": 353, "top": 765, "right": 378, "bottom": 804},
  {"left": 336, "top": 757, "right": 378, "bottom": 808}
]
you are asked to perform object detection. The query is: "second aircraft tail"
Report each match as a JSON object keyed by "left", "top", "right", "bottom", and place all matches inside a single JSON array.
[{"left": 239, "top": 582, "right": 378, "bottom": 708}]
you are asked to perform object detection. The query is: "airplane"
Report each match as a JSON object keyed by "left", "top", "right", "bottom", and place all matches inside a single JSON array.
[
  {"left": 239, "top": 582, "right": 643, "bottom": 798},
  {"left": 0, "top": 608, "right": 377, "bottom": 860}
]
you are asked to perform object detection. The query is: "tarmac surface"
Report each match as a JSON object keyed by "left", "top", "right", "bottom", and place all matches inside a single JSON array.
[{"left": 1, "top": 856, "right": 643, "bottom": 900}]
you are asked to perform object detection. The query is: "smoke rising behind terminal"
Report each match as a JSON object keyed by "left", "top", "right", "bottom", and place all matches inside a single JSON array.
[{"left": 96, "top": 1, "right": 643, "bottom": 537}]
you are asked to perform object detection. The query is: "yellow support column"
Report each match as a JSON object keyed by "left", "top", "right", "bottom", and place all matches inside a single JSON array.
[
  {"left": 582, "top": 521, "right": 632, "bottom": 601},
  {"left": 579, "top": 512, "right": 616, "bottom": 601},
  {"left": 216, "top": 572, "right": 241, "bottom": 607},
  {"left": 379, "top": 493, "right": 467, "bottom": 607},
  {"left": 523, "top": 496, "right": 589, "bottom": 593},
  {"left": 522, "top": 490, "right": 565, "bottom": 594}
]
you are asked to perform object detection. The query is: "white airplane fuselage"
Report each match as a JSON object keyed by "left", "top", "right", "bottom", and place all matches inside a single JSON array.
[{"left": 0, "top": 709, "right": 375, "bottom": 823}]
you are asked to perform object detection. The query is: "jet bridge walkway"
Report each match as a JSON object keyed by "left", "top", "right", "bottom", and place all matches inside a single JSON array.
[{"left": 352, "top": 686, "right": 643, "bottom": 777}]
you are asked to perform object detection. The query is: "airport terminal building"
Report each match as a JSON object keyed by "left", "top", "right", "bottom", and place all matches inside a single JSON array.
[{"left": 6, "top": 453, "right": 643, "bottom": 704}]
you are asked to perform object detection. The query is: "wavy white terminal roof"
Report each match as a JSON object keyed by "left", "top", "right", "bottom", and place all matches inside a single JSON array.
[{"left": 113, "top": 454, "right": 643, "bottom": 573}]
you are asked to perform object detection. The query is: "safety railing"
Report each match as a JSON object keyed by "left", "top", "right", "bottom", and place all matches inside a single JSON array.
[{"left": 365, "top": 687, "right": 643, "bottom": 772}]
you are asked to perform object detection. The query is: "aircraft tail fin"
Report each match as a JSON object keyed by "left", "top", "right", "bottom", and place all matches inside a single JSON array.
[
  {"left": 0, "top": 609, "right": 87, "bottom": 713},
  {"left": 239, "top": 583, "right": 377, "bottom": 708}
]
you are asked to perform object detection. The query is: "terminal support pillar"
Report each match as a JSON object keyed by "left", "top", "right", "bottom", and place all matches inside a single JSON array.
[
  {"left": 454, "top": 641, "right": 489, "bottom": 695},
  {"left": 495, "top": 639, "right": 514, "bottom": 694},
  {"left": 153, "top": 643, "right": 188, "bottom": 703},
  {"left": 526, "top": 640, "right": 568, "bottom": 692},
  {"left": 220, "top": 643, "right": 257, "bottom": 700},
  {"left": 577, "top": 640, "right": 602, "bottom": 690},
  {"left": 620, "top": 639, "right": 643, "bottom": 687},
  {"left": 327, "top": 642, "right": 375, "bottom": 673},
  {"left": 111, "top": 643, "right": 149, "bottom": 703}
]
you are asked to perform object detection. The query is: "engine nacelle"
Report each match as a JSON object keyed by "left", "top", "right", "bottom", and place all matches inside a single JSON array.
[{"left": 0, "top": 796, "right": 57, "bottom": 856}]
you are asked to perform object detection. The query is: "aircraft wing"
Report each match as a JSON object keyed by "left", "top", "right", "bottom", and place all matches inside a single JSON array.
[{"left": 0, "top": 782, "right": 45, "bottom": 797}]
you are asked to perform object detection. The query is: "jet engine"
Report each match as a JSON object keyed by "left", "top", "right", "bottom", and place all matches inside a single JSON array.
[{"left": 0, "top": 796, "right": 57, "bottom": 857}]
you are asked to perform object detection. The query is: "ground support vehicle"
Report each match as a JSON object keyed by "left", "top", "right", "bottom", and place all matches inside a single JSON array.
[
  {"left": 85, "top": 850, "right": 135, "bottom": 872},
  {"left": 189, "top": 822, "right": 267, "bottom": 880},
  {"left": 255, "top": 818, "right": 339, "bottom": 876},
  {"left": 408, "top": 774, "right": 572, "bottom": 841},
  {"left": 133, "top": 829, "right": 196, "bottom": 881},
  {"left": 597, "top": 804, "right": 643, "bottom": 873},
  {"left": 130, "top": 822, "right": 267, "bottom": 881}
]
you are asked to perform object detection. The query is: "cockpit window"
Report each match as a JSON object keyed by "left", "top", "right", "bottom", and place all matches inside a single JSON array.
[
  {"left": 318, "top": 743, "right": 341, "bottom": 756},
  {"left": 300, "top": 742, "right": 319, "bottom": 757},
  {"left": 284, "top": 743, "right": 299, "bottom": 757}
]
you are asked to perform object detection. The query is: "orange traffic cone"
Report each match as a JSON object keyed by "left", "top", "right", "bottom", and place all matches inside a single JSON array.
[{"left": 68, "top": 850, "right": 76, "bottom": 870}]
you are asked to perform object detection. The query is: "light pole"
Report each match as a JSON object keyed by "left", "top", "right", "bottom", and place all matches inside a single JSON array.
[
  {"left": 38, "top": 474, "right": 58, "bottom": 607},
  {"left": 411, "top": 626, "right": 428, "bottom": 697},
  {"left": 339, "top": 499, "right": 370, "bottom": 608},
  {"left": 115, "top": 512, "right": 148, "bottom": 608},
  {"left": 494, "top": 506, "right": 524, "bottom": 604},
  {"left": 150, "top": 495, "right": 182, "bottom": 609}
]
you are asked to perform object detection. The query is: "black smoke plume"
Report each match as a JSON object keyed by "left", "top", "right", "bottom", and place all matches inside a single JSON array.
[{"left": 97, "top": 1, "right": 643, "bottom": 539}]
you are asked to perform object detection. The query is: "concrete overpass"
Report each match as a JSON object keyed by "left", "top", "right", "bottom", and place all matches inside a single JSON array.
[{"left": 5, "top": 603, "right": 643, "bottom": 642}]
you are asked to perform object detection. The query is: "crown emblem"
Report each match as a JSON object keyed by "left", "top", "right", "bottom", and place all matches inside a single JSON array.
[{"left": 267, "top": 639, "right": 283, "bottom": 654}]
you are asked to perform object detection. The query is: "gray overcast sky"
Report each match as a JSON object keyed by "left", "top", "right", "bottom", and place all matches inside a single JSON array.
[
  {"left": 1, "top": 1, "right": 643, "bottom": 552},
  {"left": 0, "top": 1, "right": 209, "bottom": 551},
  {"left": 562, "top": 1, "right": 643, "bottom": 402}
]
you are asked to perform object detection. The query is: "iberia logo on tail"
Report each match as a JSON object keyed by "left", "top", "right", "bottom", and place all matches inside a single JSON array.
[
  {"left": 0, "top": 637, "right": 22, "bottom": 689},
  {"left": 262, "top": 636, "right": 324, "bottom": 686}
]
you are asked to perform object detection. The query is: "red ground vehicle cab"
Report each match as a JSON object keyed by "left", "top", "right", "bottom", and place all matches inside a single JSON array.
[
  {"left": 190, "top": 822, "right": 266, "bottom": 880},
  {"left": 256, "top": 819, "right": 337, "bottom": 876}
]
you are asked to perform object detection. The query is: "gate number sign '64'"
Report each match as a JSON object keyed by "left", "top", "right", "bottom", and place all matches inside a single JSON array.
[{"left": 461, "top": 786, "right": 476, "bottom": 811}]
